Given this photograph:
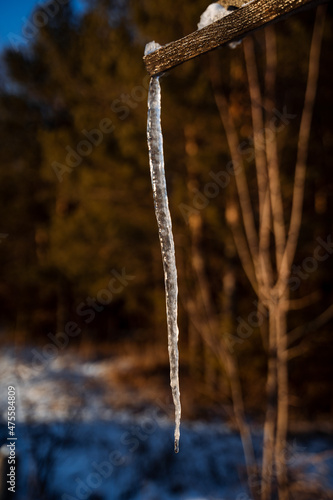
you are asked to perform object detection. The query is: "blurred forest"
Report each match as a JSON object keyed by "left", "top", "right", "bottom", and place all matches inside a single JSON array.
[{"left": 0, "top": 0, "right": 332, "bottom": 426}]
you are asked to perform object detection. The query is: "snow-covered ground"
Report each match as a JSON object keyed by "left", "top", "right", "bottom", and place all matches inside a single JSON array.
[{"left": 0, "top": 346, "right": 332, "bottom": 500}]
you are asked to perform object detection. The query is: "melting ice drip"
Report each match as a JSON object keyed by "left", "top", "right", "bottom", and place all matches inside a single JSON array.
[{"left": 145, "top": 41, "right": 181, "bottom": 453}]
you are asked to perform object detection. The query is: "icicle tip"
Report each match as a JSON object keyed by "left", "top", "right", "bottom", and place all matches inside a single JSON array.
[{"left": 174, "top": 438, "right": 179, "bottom": 454}]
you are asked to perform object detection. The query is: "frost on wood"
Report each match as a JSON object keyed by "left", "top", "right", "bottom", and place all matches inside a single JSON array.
[
  {"left": 198, "top": 2, "right": 246, "bottom": 48},
  {"left": 146, "top": 51, "right": 181, "bottom": 453},
  {"left": 144, "top": 40, "right": 163, "bottom": 56},
  {"left": 197, "top": 3, "right": 230, "bottom": 29}
]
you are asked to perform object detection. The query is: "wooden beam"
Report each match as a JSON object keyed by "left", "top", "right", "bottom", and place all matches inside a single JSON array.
[
  {"left": 218, "top": 0, "right": 248, "bottom": 7},
  {"left": 143, "top": 0, "right": 327, "bottom": 76}
]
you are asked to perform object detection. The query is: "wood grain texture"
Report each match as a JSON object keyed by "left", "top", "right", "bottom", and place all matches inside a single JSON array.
[
  {"left": 143, "top": 0, "right": 327, "bottom": 75},
  {"left": 218, "top": 0, "right": 247, "bottom": 8}
]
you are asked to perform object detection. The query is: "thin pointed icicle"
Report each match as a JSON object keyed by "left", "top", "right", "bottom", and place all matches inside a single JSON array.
[{"left": 147, "top": 72, "right": 181, "bottom": 454}]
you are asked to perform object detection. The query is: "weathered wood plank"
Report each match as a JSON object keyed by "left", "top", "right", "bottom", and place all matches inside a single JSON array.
[
  {"left": 143, "top": 0, "right": 327, "bottom": 75},
  {"left": 218, "top": 0, "right": 248, "bottom": 7}
]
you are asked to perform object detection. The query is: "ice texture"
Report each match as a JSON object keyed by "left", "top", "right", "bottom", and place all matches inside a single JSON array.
[{"left": 147, "top": 75, "right": 181, "bottom": 453}]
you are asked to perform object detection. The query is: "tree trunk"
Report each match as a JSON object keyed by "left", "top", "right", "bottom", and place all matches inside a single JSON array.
[
  {"left": 261, "top": 299, "right": 278, "bottom": 500},
  {"left": 184, "top": 124, "right": 258, "bottom": 498},
  {"left": 275, "top": 299, "right": 289, "bottom": 500}
]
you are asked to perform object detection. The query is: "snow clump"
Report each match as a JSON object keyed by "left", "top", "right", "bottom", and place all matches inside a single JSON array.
[
  {"left": 198, "top": 2, "right": 244, "bottom": 48},
  {"left": 197, "top": 3, "right": 230, "bottom": 30},
  {"left": 144, "top": 41, "right": 162, "bottom": 56}
]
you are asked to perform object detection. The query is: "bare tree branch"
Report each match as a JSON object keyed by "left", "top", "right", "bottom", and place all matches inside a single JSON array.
[
  {"left": 244, "top": 36, "right": 268, "bottom": 230},
  {"left": 210, "top": 57, "right": 260, "bottom": 276},
  {"left": 243, "top": 35, "right": 276, "bottom": 291},
  {"left": 277, "top": 5, "right": 327, "bottom": 289},
  {"left": 264, "top": 25, "right": 287, "bottom": 271},
  {"left": 288, "top": 290, "right": 321, "bottom": 310},
  {"left": 226, "top": 200, "right": 259, "bottom": 294},
  {"left": 287, "top": 302, "right": 333, "bottom": 347},
  {"left": 186, "top": 208, "right": 257, "bottom": 495},
  {"left": 258, "top": 190, "right": 274, "bottom": 287}
]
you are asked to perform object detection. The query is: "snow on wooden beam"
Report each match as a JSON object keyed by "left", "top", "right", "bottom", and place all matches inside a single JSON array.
[{"left": 143, "top": 0, "right": 327, "bottom": 76}]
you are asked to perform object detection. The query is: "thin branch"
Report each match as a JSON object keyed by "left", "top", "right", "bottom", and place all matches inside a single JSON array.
[
  {"left": 277, "top": 5, "right": 327, "bottom": 289},
  {"left": 264, "top": 25, "right": 287, "bottom": 271},
  {"left": 287, "top": 290, "right": 321, "bottom": 310},
  {"left": 209, "top": 57, "right": 259, "bottom": 273},
  {"left": 189, "top": 212, "right": 258, "bottom": 493},
  {"left": 258, "top": 190, "right": 274, "bottom": 288},
  {"left": 243, "top": 36, "right": 267, "bottom": 228},
  {"left": 243, "top": 35, "right": 273, "bottom": 289},
  {"left": 287, "top": 302, "right": 333, "bottom": 347},
  {"left": 288, "top": 341, "right": 311, "bottom": 359},
  {"left": 226, "top": 200, "right": 259, "bottom": 295}
]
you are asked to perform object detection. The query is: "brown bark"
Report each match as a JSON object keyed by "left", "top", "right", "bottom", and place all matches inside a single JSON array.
[
  {"left": 261, "top": 299, "right": 278, "bottom": 500},
  {"left": 277, "top": 4, "right": 327, "bottom": 290},
  {"left": 274, "top": 301, "right": 289, "bottom": 500},
  {"left": 143, "top": 0, "right": 327, "bottom": 76}
]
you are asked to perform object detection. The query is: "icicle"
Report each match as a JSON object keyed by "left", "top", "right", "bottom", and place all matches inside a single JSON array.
[{"left": 145, "top": 42, "right": 181, "bottom": 453}]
